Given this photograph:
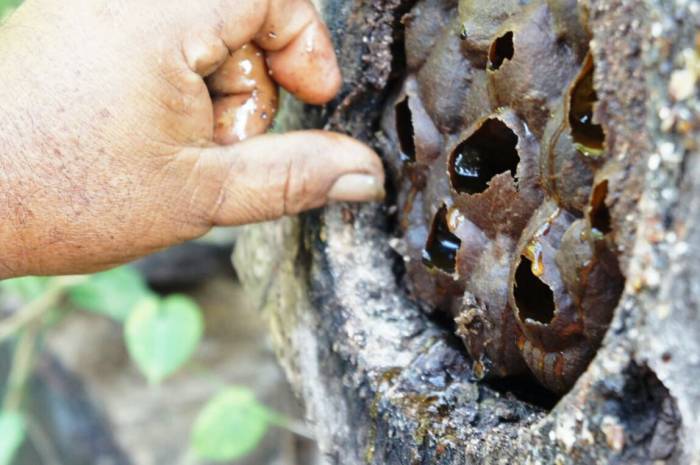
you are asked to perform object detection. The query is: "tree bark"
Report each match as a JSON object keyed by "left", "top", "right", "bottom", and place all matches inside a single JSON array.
[{"left": 234, "top": 0, "right": 699, "bottom": 463}]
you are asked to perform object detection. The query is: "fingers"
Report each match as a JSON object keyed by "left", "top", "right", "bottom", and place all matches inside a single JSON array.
[
  {"left": 253, "top": 0, "right": 316, "bottom": 51},
  {"left": 206, "top": 44, "right": 269, "bottom": 95},
  {"left": 265, "top": 19, "right": 342, "bottom": 104},
  {"left": 207, "top": 44, "right": 278, "bottom": 145},
  {"left": 253, "top": 0, "right": 342, "bottom": 104},
  {"left": 179, "top": 131, "right": 385, "bottom": 226},
  {"left": 181, "top": 30, "right": 229, "bottom": 77},
  {"left": 182, "top": 0, "right": 342, "bottom": 105}
]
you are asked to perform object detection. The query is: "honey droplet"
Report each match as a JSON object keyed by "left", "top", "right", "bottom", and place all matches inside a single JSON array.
[
  {"left": 524, "top": 242, "right": 545, "bottom": 277},
  {"left": 446, "top": 207, "right": 465, "bottom": 231}
]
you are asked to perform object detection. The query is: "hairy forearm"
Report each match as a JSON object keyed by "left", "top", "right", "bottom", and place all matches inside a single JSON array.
[
  {"left": 0, "top": 23, "right": 32, "bottom": 278},
  {"left": 0, "top": 89, "right": 48, "bottom": 279},
  {"left": 0, "top": 116, "right": 30, "bottom": 279},
  {"left": 0, "top": 14, "right": 94, "bottom": 278}
]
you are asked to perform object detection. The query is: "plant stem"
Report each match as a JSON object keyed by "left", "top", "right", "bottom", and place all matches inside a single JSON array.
[
  {"left": 1, "top": 276, "right": 85, "bottom": 411},
  {"left": 266, "top": 409, "right": 315, "bottom": 440},
  {"left": 0, "top": 276, "right": 85, "bottom": 344},
  {"left": 2, "top": 321, "right": 40, "bottom": 411}
]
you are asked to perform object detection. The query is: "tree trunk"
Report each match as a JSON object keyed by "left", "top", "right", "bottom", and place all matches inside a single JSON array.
[{"left": 234, "top": 0, "right": 699, "bottom": 463}]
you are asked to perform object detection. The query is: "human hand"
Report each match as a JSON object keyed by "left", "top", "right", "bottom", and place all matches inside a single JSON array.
[{"left": 0, "top": 0, "right": 384, "bottom": 278}]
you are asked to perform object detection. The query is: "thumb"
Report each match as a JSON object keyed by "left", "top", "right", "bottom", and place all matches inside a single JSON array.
[{"left": 181, "top": 130, "right": 385, "bottom": 226}]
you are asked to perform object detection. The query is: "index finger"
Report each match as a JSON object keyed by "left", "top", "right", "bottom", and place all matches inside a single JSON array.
[{"left": 255, "top": 0, "right": 342, "bottom": 105}]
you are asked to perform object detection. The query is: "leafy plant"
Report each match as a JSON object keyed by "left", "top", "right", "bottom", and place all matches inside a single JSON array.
[
  {"left": 125, "top": 295, "right": 203, "bottom": 384},
  {"left": 0, "top": 277, "right": 49, "bottom": 302},
  {"left": 0, "top": 267, "right": 205, "bottom": 463},
  {"left": 69, "top": 267, "right": 152, "bottom": 321},
  {"left": 0, "top": 266, "right": 306, "bottom": 464},
  {"left": 191, "top": 387, "right": 273, "bottom": 461},
  {"left": 0, "top": 0, "right": 21, "bottom": 19}
]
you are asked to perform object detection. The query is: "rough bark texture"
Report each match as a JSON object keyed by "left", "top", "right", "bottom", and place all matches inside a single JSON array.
[{"left": 234, "top": 0, "right": 700, "bottom": 463}]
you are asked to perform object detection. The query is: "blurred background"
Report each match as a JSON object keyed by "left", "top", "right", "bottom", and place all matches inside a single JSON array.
[
  {"left": 0, "top": 228, "right": 320, "bottom": 465},
  {"left": 0, "top": 3, "right": 318, "bottom": 464}
]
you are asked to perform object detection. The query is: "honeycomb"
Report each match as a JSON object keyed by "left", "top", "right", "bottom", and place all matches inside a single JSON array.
[{"left": 383, "top": 0, "right": 625, "bottom": 393}]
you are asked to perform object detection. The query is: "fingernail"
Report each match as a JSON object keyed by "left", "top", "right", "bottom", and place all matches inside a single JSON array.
[{"left": 328, "top": 174, "right": 385, "bottom": 203}]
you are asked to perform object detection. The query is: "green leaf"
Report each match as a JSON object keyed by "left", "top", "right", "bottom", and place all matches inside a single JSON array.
[
  {"left": 125, "top": 295, "right": 203, "bottom": 384},
  {"left": 0, "top": 277, "right": 50, "bottom": 302},
  {"left": 0, "top": 411, "right": 26, "bottom": 465},
  {"left": 0, "top": 0, "right": 22, "bottom": 20},
  {"left": 191, "top": 387, "right": 271, "bottom": 462},
  {"left": 69, "top": 267, "right": 151, "bottom": 321}
]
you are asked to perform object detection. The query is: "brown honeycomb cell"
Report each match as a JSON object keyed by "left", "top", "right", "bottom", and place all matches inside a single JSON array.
[{"left": 384, "top": 0, "right": 625, "bottom": 393}]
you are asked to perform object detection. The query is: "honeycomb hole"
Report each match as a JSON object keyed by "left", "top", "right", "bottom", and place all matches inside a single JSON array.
[
  {"left": 590, "top": 180, "right": 612, "bottom": 235},
  {"left": 488, "top": 31, "right": 514, "bottom": 71},
  {"left": 514, "top": 257, "right": 555, "bottom": 324},
  {"left": 422, "top": 205, "right": 461, "bottom": 274},
  {"left": 395, "top": 96, "right": 416, "bottom": 162},
  {"left": 569, "top": 58, "right": 606, "bottom": 154},
  {"left": 449, "top": 118, "right": 520, "bottom": 195}
]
